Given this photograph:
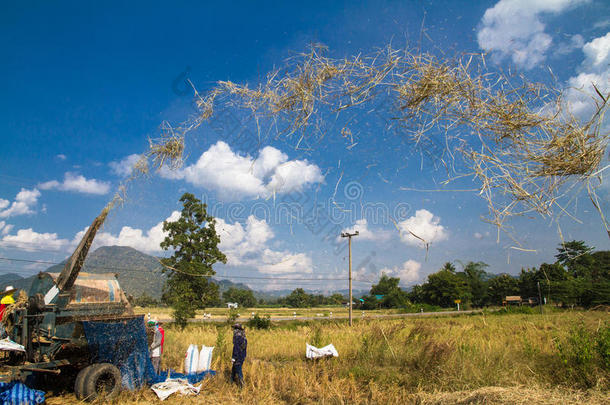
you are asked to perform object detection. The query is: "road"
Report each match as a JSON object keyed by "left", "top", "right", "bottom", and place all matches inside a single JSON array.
[{"left": 154, "top": 309, "right": 481, "bottom": 323}]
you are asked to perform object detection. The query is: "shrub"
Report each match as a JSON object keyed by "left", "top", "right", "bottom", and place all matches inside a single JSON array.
[
  {"left": 595, "top": 324, "right": 610, "bottom": 370},
  {"left": 555, "top": 324, "right": 596, "bottom": 387},
  {"left": 226, "top": 308, "right": 239, "bottom": 325},
  {"left": 248, "top": 314, "right": 271, "bottom": 330}
]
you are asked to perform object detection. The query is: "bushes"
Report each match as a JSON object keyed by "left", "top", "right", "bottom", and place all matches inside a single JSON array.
[
  {"left": 595, "top": 325, "right": 610, "bottom": 370},
  {"left": 248, "top": 314, "right": 271, "bottom": 330},
  {"left": 555, "top": 323, "right": 610, "bottom": 387}
]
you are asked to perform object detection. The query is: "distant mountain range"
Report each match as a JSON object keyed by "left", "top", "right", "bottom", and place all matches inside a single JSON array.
[{"left": 0, "top": 246, "right": 362, "bottom": 300}]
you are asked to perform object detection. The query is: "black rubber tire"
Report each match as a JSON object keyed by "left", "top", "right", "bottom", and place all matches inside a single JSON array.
[
  {"left": 82, "top": 363, "right": 121, "bottom": 402},
  {"left": 74, "top": 365, "right": 95, "bottom": 400}
]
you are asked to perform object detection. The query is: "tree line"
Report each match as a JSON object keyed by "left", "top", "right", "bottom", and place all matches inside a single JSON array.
[
  {"left": 141, "top": 193, "right": 608, "bottom": 327},
  {"left": 360, "top": 240, "right": 609, "bottom": 309}
]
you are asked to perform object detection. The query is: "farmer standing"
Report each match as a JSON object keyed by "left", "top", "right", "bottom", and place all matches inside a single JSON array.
[{"left": 231, "top": 323, "right": 247, "bottom": 387}]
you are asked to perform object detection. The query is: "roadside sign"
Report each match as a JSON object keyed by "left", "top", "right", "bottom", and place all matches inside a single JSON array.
[{"left": 454, "top": 299, "right": 461, "bottom": 304}]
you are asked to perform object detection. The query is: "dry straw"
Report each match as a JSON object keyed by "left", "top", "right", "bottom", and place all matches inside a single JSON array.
[{"left": 153, "top": 45, "right": 607, "bottom": 242}]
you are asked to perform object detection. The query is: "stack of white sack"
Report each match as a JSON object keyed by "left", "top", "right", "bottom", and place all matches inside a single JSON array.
[
  {"left": 306, "top": 343, "right": 339, "bottom": 359},
  {"left": 184, "top": 344, "right": 215, "bottom": 374}
]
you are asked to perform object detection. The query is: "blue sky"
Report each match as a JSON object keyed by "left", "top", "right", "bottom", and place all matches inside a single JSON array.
[{"left": 1, "top": 0, "right": 608, "bottom": 292}]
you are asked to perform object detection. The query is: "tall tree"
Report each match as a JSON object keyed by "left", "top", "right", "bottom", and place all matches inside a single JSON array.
[
  {"left": 286, "top": 288, "right": 312, "bottom": 308},
  {"left": 422, "top": 267, "right": 470, "bottom": 307},
  {"left": 223, "top": 287, "right": 257, "bottom": 308},
  {"left": 460, "top": 261, "right": 489, "bottom": 307},
  {"left": 555, "top": 240, "right": 595, "bottom": 279},
  {"left": 487, "top": 274, "right": 519, "bottom": 304},
  {"left": 160, "top": 193, "right": 227, "bottom": 328}
]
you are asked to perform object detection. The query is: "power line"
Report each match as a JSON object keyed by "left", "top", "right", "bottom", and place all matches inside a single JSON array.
[{"left": 0, "top": 256, "right": 374, "bottom": 283}]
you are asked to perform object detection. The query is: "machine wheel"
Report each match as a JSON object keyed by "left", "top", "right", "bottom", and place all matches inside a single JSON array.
[
  {"left": 82, "top": 363, "right": 121, "bottom": 401},
  {"left": 74, "top": 365, "right": 95, "bottom": 400}
]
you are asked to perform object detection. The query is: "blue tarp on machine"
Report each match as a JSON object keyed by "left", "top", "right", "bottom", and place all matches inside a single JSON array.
[
  {"left": 82, "top": 317, "right": 216, "bottom": 391},
  {"left": 82, "top": 316, "right": 156, "bottom": 390}
]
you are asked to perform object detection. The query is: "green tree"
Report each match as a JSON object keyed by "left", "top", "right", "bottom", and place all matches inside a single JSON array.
[
  {"left": 286, "top": 288, "right": 312, "bottom": 308},
  {"left": 487, "top": 274, "right": 519, "bottom": 304},
  {"left": 422, "top": 267, "right": 470, "bottom": 307},
  {"left": 160, "top": 193, "right": 227, "bottom": 328},
  {"left": 328, "top": 293, "right": 346, "bottom": 305},
  {"left": 460, "top": 261, "right": 489, "bottom": 307},
  {"left": 222, "top": 287, "right": 257, "bottom": 308},
  {"left": 591, "top": 251, "right": 610, "bottom": 281},
  {"left": 368, "top": 274, "right": 409, "bottom": 308},
  {"left": 556, "top": 240, "right": 595, "bottom": 279},
  {"left": 370, "top": 274, "right": 401, "bottom": 295}
]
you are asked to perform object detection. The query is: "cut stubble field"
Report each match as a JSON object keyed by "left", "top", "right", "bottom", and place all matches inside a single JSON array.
[{"left": 46, "top": 310, "right": 609, "bottom": 404}]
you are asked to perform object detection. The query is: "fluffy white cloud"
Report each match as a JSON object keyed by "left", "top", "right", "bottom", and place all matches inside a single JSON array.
[
  {"left": 0, "top": 228, "right": 69, "bottom": 251},
  {"left": 109, "top": 154, "right": 143, "bottom": 177},
  {"left": 564, "top": 32, "right": 610, "bottom": 120},
  {"left": 56, "top": 154, "right": 67, "bottom": 161},
  {"left": 216, "top": 215, "right": 312, "bottom": 274},
  {"left": 0, "top": 211, "right": 181, "bottom": 254},
  {"left": 160, "top": 141, "right": 324, "bottom": 200},
  {"left": 0, "top": 188, "right": 41, "bottom": 218},
  {"left": 397, "top": 209, "right": 447, "bottom": 248},
  {"left": 258, "top": 249, "right": 313, "bottom": 274},
  {"left": 39, "top": 173, "right": 111, "bottom": 195},
  {"left": 379, "top": 260, "right": 422, "bottom": 285},
  {"left": 74, "top": 211, "right": 181, "bottom": 254},
  {"left": 477, "top": 0, "right": 588, "bottom": 69},
  {"left": 338, "top": 219, "right": 391, "bottom": 242}
]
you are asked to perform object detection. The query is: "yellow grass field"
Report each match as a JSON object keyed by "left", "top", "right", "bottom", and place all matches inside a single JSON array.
[
  {"left": 46, "top": 309, "right": 609, "bottom": 404},
  {"left": 133, "top": 306, "right": 403, "bottom": 322}
]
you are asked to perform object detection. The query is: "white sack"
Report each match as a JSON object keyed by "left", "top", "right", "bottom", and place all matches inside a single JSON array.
[
  {"left": 197, "top": 345, "right": 214, "bottom": 372},
  {"left": 184, "top": 344, "right": 199, "bottom": 375},
  {"left": 306, "top": 343, "right": 339, "bottom": 359},
  {"left": 151, "top": 378, "right": 201, "bottom": 401}
]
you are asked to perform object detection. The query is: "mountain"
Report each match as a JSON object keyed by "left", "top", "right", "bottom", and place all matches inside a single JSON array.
[
  {"left": 0, "top": 272, "right": 34, "bottom": 292},
  {"left": 1, "top": 246, "right": 363, "bottom": 302},
  {"left": 45, "top": 246, "right": 166, "bottom": 299}
]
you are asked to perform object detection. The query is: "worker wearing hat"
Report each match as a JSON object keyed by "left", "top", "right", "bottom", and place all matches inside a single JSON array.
[
  {"left": 0, "top": 286, "right": 16, "bottom": 321},
  {"left": 231, "top": 323, "right": 247, "bottom": 387}
]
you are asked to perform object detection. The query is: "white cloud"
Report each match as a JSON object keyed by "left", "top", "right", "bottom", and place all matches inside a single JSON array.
[
  {"left": 554, "top": 34, "right": 585, "bottom": 56},
  {"left": 0, "top": 228, "right": 69, "bottom": 251},
  {"left": 56, "top": 154, "right": 67, "bottom": 161},
  {"left": 1, "top": 211, "right": 182, "bottom": 254},
  {"left": 160, "top": 141, "right": 324, "bottom": 200},
  {"left": 39, "top": 172, "right": 111, "bottom": 195},
  {"left": 477, "top": 0, "right": 588, "bottom": 69},
  {"left": 74, "top": 211, "right": 181, "bottom": 254},
  {"left": 397, "top": 209, "right": 447, "bottom": 248},
  {"left": 0, "top": 188, "right": 41, "bottom": 218},
  {"left": 258, "top": 249, "right": 313, "bottom": 274},
  {"left": 564, "top": 32, "right": 610, "bottom": 120},
  {"left": 338, "top": 218, "right": 391, "bottom": 242},
  {"left": 379, "top": 260, "right": 422, "bottom": 285},
  {"left": 216, "top": 215, "right": 312, "bottom": 274},
  {"left": 109, "top": 154, "right": 143, "bottom": 177},
  {"left": 0, "top": 221, "right": 13, "bottom": 235}
]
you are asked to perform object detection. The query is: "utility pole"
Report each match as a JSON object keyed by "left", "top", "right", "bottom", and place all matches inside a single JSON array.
[{"left": 341, "top": 230, "right": 359, "bottom": 326}]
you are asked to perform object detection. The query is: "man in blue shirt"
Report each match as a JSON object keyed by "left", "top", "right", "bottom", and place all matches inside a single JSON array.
[{"left": 231, "top": 323, "right": 247, "bottom": 387}]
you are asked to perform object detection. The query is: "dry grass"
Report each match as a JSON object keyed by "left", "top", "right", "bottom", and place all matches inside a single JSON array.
[
  {"left": 45, "top": 311, "right": 609, "bottom": 404},
  {"left": 135, "top": 44, "right": 608, "bottom": 243}
]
